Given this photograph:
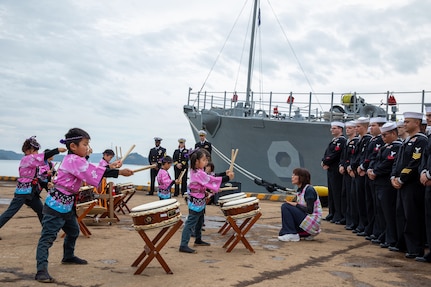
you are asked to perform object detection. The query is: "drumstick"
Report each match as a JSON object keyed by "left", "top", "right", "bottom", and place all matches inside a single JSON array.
[
  {"left": 120, "top": 144, "right": 136, "bottom": 163},
  {"left": 133, "top": 164, "right": 157, "bottom": 173},
  {"left": 229, "top": 149, "right": 239, "bottom": 172},
  {"left": 177, "top": 169, "right": 187, "bottom": 182},
  {"left": 120, "top": 146, "right": 123, "bottom": 158},
  {"left": 115, "top": 146, "right": 119, "bottom": 160},
  {"left": 219, "top": 186, "right": 238, "bottom": 192}
]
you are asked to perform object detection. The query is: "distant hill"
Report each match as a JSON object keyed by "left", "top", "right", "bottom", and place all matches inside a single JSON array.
[{"left": 0, "top": 149, "right": 147, "bottom": 165}]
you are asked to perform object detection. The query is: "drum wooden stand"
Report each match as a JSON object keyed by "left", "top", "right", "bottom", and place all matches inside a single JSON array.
[
  {"left": 115, "top": 183, "right": 136, "bottom": 214},
  {"left": 131, "top": 219, "right": 183, "bottom": 275},
  {"left": 222, "top": 212, "right": 262, "bottom": 253},
  {"left": 75, "top": 200, "right": 98, "bottom": 237}
]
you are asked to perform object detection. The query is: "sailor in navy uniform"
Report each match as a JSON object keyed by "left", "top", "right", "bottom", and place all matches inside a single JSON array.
[
  {"left": 360, "top": 117, "right": 386, "bottom": 240},
  {"left": 173, "top": 138, "right": 189, "bottom": 196},
  {"left": 349, "top": 117, "right": 372, "bottom": 234},
  {"left": 367, "top": 122, "right": 401, "bottom": 248},
  {"left": 321, "top": 121, "right": 346, "bottom": 223},
  {"left": 195, "top": 130, "right": 212, "bottom": 155},
  {"left": 339, "top": 121, "right": 359, "bottom": 230},
  {"left": 391, "top": 112, "right": 427, "bottom": 259},
  {"left": 148, "top": 137, "right": 166, "bottom": 195},
  {"left": 417, "top": 106, "right": 431, "bottom": 263}
]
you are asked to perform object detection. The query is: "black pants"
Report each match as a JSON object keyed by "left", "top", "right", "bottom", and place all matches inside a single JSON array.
[
  {"left": 150, "top": 168, "right": 159, "bottom": 194},
  {"left": 174, "top": 167, "right": 188, "bottom": 196}
]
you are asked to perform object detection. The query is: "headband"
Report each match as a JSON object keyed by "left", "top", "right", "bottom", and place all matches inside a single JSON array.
[
  {"left": 59, "top": 136, "right": 83, "bottom": 145},
  {"left": 28, "top": 136, "right": 41, "bottom": 149}
]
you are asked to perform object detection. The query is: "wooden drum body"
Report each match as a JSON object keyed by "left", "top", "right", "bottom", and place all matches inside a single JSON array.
[
  {"left": 218, "top": 192, "right": 246, "bottom": 207},
  {"left": 221, "top": 197, "right": 260, "bottom": 219},
  {"left": 115, "top": 182, "right": 134, "bottom": 194},
  {"left": 130, "top": 199, "right": 181, "bottom": 230},
  {"left": 76, "top": 186, "right": 95, "bottom": 205}
]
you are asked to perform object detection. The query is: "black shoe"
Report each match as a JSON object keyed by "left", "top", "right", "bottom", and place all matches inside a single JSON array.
[
  {"left": 380, "top": 242, "right": 390, "bottom": 248},
  {"left": 388, "top": 246, "right": 402, "bottom": 252},
  {"left": 344, "top": 225, "right": 354, "bottom": 230},
  {"left": 405, "top": 253, "right": 423, "bottom": 259},
  {"left": 61, "top": 256, "right": 88, "bottom": 265},
  {"left": 415, "top": 256, "right": 431, "bottom": 263},
  {"left": 335, "top": 219, "right": 346, "bottom": 225},
  {"left": 365, "top": 234, "right": 376, "bottom": 241},
  {"left": 35, "top": 270, "right": 55, "bottom": 283},
  {"left": 324, "top": 215, "right": 333, "bottom": 221},
  {"left": 194, "top": 240, "right": 211, "bottom": 246},
  {"left": 357, "top": 231, "right": 368, "bottom": 237},
  {"left": 371, "top": 239, "right": 381, "bottom": 244},
  {"left": 179, "top": 246, "right": 196, "bottom": 253}
]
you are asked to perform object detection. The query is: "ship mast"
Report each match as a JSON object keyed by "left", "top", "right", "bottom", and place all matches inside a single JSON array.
[{"left": 245, "top": 0, "right": 259, "bottom": 109}]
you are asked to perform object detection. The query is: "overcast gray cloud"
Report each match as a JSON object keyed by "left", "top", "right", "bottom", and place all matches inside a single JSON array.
[{"left": 0, "top": 0, "right": 430, "bottom": 156}]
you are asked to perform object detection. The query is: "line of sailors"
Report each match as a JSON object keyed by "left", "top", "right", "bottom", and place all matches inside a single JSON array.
[{"left": 322, "top": 108, "right": 431, "bottom": 263}]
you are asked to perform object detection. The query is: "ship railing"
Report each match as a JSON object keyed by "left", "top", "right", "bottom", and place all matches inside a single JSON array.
[{"left": 187, "top": 88, "right": 430, "bottom": 122}]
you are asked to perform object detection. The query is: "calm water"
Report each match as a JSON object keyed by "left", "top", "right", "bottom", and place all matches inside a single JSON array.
[{"left": 0, "top": 159, "right": 164, "bottom": 186}]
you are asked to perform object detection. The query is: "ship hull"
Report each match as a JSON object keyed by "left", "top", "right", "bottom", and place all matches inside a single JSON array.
[{"left": 184, "top": 106, "right": 333, "bottom": 193}]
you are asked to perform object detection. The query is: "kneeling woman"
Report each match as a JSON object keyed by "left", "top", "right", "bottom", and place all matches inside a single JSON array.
[{"left": 278, "top": 168, "right": 322, "bottom": 242}]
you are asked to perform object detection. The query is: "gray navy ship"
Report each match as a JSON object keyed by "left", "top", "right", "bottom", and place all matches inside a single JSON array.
[{"left": 183, "top": 0, "right": 429, "bottom": 193}]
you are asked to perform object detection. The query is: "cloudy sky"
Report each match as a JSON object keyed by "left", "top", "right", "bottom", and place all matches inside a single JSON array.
[{"left": 1, "top": 0, "right": 430, "bottom": 157}]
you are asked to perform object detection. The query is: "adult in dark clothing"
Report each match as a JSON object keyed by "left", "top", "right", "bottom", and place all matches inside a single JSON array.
[
  {"left": 348, "top": 117, "right": 372, "bottom": 234},
  {"left": 391, "top": 112, "right": 428, "bottom": 259},
  {"left": 321, "top": 121, "right": 346, "bottom": 223},
  {"left": 360, "top": 117, "right": 386, "bottom": 239},
  {"left": 148, "top": 137, "right": 166, "bottom": 195},
  {"left": 367, "top": 122, "right": 402, "bottom": 248},
  {"left": 339, "top": 121, "right": 359, "bottom": 230},
  {"left": 195, "top": 130, "right": 212, "bottom": 155},
  {"left": 417, "top": 106, "right": 431, "bottom": 263},
  {"left": 173, "top": 138, "right": 189, "bottom": 196}
]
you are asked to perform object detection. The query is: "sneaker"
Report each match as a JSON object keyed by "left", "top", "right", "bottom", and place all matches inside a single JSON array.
[
  {"left": 61, "top": 256, "right": 88, "bottom": 265},
  {"left": 35, "top": 270, "right": 55, "bottom": 283},
  {"left": 179, "top": 246, "right": 197, "bottom": 253},
  {"left": 194, "top": 240, "right": 211, "bottom": 246},
  {"left": 303, "top": 235, "right": 316, "bottom": 241},
  {"left": 278, "top": 234, "right": 300, "bottom": 242}
]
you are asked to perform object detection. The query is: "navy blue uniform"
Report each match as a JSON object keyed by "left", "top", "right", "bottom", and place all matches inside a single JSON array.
[
  {"left": 369, "top": 139, "right": 402, "bottom": 246},
  {"left": 391, "top": 133, "right": 428, "bottom": 256},
  {"left": 173, "top": 147, "right": 189, "bottom": 196},
  {"left": 148, "top": 146, "right": 167, "bottom": 195},
  {"left": 322, "top": 135, "right": 346, "bottom": 222}
]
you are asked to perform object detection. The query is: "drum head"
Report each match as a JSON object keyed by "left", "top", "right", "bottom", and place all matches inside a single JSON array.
[
  {"left": 218, "top": 192, "right": 246, "bottom": 201},
  {"left": 222, "top": 197, "right": 258, "bottom": 209},
  {"left": 131, "top": 198, "right": 178, "bottom": 213}
]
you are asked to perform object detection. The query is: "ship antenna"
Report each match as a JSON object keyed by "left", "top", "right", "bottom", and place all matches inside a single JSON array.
[{"left": 245, "top": 0, "right": 259, "bottom": 109}]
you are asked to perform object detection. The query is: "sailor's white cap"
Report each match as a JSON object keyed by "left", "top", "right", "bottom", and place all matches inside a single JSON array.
[
  {"left": 403, "top": 112, "right": 423, "bottom": 120},
  {"left": 154, "top": 137, "right": 162, "bottom": 141},
  {"left": 380, "top": 122, "right": 397, "bottom": 133},
  {"left": 425, "top": 106, "right": 431, "bottom": 114},
  {"left": 198, "top": 130, "right": 207, "bottom": 136},
  {"left": 396, "top": 120, "right": 404, "bottom": 127},
  {"left": 331, "top": 121, "right": 345, "bottom": 128},
  {"left": 354, "top": 117, "right": 369, "bottom": 124},
  {"left": 178, "top": 138, "right": 186, "bottom": 143},
  {"left": 345, "top": 121, "right": 356, "bottom": 127},
  {"left": 369, "top": 117, "right": 387, "bottom": 124}
]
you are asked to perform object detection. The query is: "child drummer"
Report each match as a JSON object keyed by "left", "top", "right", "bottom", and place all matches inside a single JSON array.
[
  {"left": 157, "top": 156, "right": 179, "bottom": 200},
  {"left": 179, "top": 148, "right": 234, "bottom": 253},
  {"left": 35, "top": 128, "right": 134, "bottom": 283}
]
